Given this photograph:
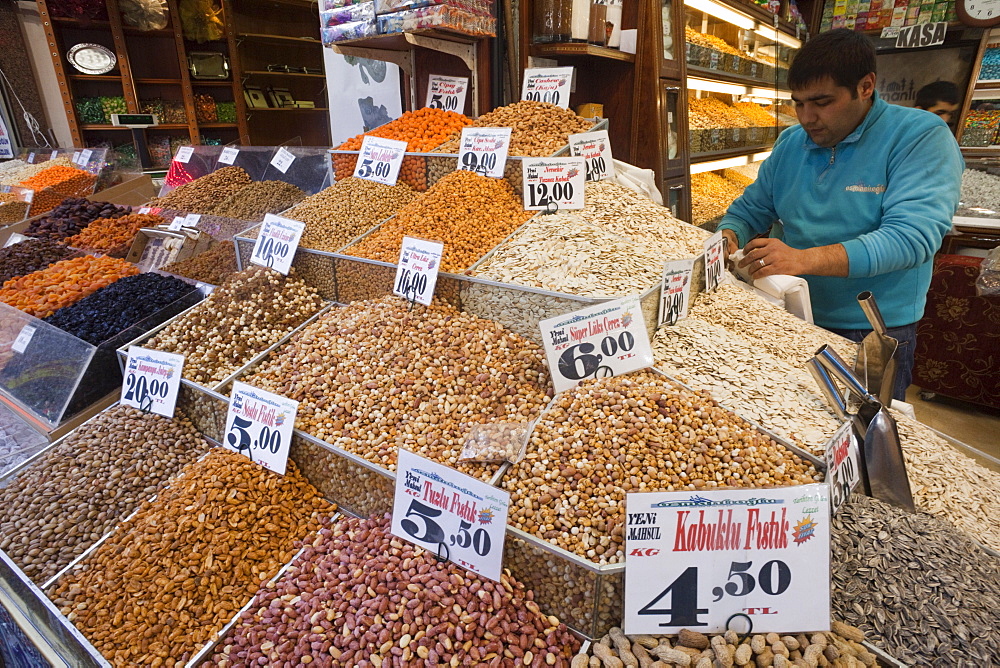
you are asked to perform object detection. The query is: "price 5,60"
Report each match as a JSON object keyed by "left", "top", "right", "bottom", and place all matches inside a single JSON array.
[
  {"left": 527, "top": 181, "right": 574, "bottom": 208},
  {"left": 357, "top": 158, "right": 392, "bottom": 179},
  {"left": 400, "top": 499, "right": 492, "bottom": 556},
  {"left": 429, "top": 93, "right": 459, "bottom": 111},
  {"left": 558, "top": 332, "right": 635, "bottom": 381},
  {"left": 524, "top": 90, "right": 562, "bottom": 106},
  {"left": 227, "top": 416, "right": 282, "bottom": 457},
  {"left": 460, "top": 150, "right": 498, "bottom": 175},
  {"left": 123, "top": 372, "right": 169, "bottom": 411}
]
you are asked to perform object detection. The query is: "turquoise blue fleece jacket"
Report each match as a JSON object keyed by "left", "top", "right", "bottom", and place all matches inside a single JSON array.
[{"left": 718, "top": 91, "right": 962, "bottom": 329}]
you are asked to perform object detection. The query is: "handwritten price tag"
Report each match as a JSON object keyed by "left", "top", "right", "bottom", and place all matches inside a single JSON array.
[
  {"left": 539, "top": 295, "right": 654, "bottom": 394},
  {"left": 72, "top": 151, "right": 81, "bottom": 164},
  {"left": 184, "top": 213, "right": 201, "bottom": 227},
  {"left": 522, "top": 157, "right": 586, "bottom": 211},
  {"left": 521, "top": 66, "right": 574, "bottom": 108},
  {"left": 78, "top": 149, "right": 93, "bottom": 167},
  {"left": 704, "top": 230, "right": 726, "bottom": 293},
  {"left": 250, "top": 213, "right": 305, "bottom": 275},
  {"left": 826, "top": 422, "right": 861, "bottom": 514},
  {"left": 26, "top": 152, "right": 35, "bottom": 164},
  {"left": 223, "top": 381, "right": 297, "bottom": 475},
  {"left": 624, "top": 485, "right": 831, "bottom": 635},
  {"left": 659, "top": 258, "right": 694, "bottom": 326},
  {"left": 457, "top": 127, "right": 511, "bottom": 179},
  {"left": 393, "top": 236, "right": 443, "bottom": 306},
  {"left": 392, "top": 449, "right": 510, "bottom": 581},
  {"left": 173, "top": 146, "right": 194, "bottom": 164},
  {"left": 168, "top": 216, "right": 185, "bottom": 231},
  {"left": 569, "top": 130, "right": 615, "bottom": 181},
  {"left": 270, "top": 147, "right": 296, "bottom": 173},
  {"left": 11, "top": 325, "right": 35, "bottom": 354},
  {"left": 218, "top": 146, "right": 240, "bottom": 165},
  {"left": 50, "top": 150, "right": 58, "bottom": 160},
  {"left": 354, "top": 135, "right": 407, "bottom": 186},
  {"left": 121, "top": 346, "right": 184, "bottom": 418},
  {"left": 426, "top": 74, "right": 469, "bottom": 112}
]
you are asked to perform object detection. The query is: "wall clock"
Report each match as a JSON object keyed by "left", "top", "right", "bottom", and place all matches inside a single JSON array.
[{"left": 957, "top": 0, "right": 1000, "bottom": 27}]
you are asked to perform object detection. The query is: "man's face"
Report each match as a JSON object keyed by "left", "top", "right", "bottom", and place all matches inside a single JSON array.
[
  {"left": 924, "top": 100, "right": 958, "bottom": 124},
  {"left": 791, "top": 74, "right": 876, "bottom": 148}
]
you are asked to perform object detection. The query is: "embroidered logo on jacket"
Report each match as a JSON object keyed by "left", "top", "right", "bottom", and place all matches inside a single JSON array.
[{"left": 844, "top": 183, "right": 886, "bottom": 194}]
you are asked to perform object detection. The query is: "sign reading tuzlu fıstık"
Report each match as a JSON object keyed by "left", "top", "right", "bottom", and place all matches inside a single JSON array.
[
  {"left": 391, "top": 449, "right": 510, "bottom": 582},
  {"left": 703, "top": 230, "right": 726, "bottom": 293},
  {"left": 568, "top": 129, "right": 615, "bottom": 181},
  {"left": 250, "top": 213, "right": 305, "bottom": 275},
  {"left": 659, "top": 258, "right": 694, "bottom": 326},
  {"left": 223, "top": 381, "right": 297, "bottom": 475},
  {"left": 121, "top": 346, "right": 184, "bottom": 418},
  {"left": 826, "top": 421, "right": 862, "bottom": 514},
  {"left": 539, "top": 295, "right": 655, "bottom": 394},
  {"left": 521, "top": 66, "right": 574, "bottom": 108},
  {"left": 522, "top": 157, "right": 586, "bottom": 211},
  {"left": 624, "top": 485, "right": 830, "bottom": 635},
  {"left": 426, "top": 74, "right": 469, "bottom": 113},
  {"left": 393, "top": 236, "right": 444, "bottom": 306},
  {"left": 457, "top": 127, "right": 511, "bottom": 178},
  {"left": 353, "top": 135, "right": 407, "bottom": 186}
]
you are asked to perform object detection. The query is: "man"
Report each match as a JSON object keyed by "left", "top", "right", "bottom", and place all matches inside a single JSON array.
[
  {"left": 720, "top": 29, "right": 962, "bottom": 401},
  {"left": 913, "top": 80, "right": 960, "bottom": 126}
]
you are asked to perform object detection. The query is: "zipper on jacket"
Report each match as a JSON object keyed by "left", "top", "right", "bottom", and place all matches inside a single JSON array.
[{"left": 817, "top": 146, "right": 836, "bottom": 183}]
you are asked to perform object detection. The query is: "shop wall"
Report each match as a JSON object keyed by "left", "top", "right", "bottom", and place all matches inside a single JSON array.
[
  {"left": 13, "top": 0, "right": 73, "bottom": 148},
  {"left": 323, "top": 49, "right": 403, "bottom": 145},
  {"left": 875, "top": 45, "right": 976, "bottom": 109}
]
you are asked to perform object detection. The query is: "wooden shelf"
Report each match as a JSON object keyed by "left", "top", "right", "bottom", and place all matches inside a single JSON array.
[
  {"left": 531, "top": 42, "right": 635, "bottom": 63},
  {"left": 690, "top": 143, "right": 776, "bottom": 165},
  {"left": 135, "top": 78, "right": 182, "bottom": 85},
  {"left": 68, "top": 74, "right": 122, "bottom": 81},
  {"left": 198, "top": 123, "right": 239, "bottom": 127},
  {"left": 331, "top": 29, "right": 478, "bottom": 51},
  {"left": 80, "top": 124, "right": 130, "bottom": 130},
  {"left": 960, "top": 146, "right": 1000, "bottom": 158},
  {"left": 248, "top": 107, "right": 329, "bottom": 111},
  {"left": 975, "top": 80, "right": 1000, "bottom": 90},
  {"left": 243, "top": 69, "right": 325, "bottom": 78},
  {"left": 237, "top": 32, "right": 321, "bottom": 45},
  {"left": 51, "top": 16, "right": 111, "bottom": 29},
  {"left": 686, "top": 65, "right": 789, "bottom": 92},
  {"left": 190, "top": 80, "right": 235, "bottom": 86}
]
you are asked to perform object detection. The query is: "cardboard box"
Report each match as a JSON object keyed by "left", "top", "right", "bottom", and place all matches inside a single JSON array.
[
  {"left": 125, "top": 227, "right": 213, "bottom": 272},
  {"left": 576, "top": 103, "right": 604, "bottom": 118},
  {"left": 869, "top": 0, "right": 884, "bottom": 13}
]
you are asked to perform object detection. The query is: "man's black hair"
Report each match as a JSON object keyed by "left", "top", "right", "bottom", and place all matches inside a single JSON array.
[
  {"left": 915, "top": 80, "right": 959, "bottom": 109},
  {"left": 788, "top": 29, "right": 876, "bottom": 95}
]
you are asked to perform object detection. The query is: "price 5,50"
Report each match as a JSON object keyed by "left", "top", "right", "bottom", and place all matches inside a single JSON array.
[{"left": 400, "top": 499, "right": 492, "bottom": 556}]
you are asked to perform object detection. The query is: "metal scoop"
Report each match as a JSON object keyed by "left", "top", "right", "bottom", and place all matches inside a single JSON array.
[
  {"left": 855, "top": 291, "right": 899, "bottom": 406},
  {"left": 807, "top": 358, "right": 873, "bottom": 497},
  {"left": 814, "top": 345, "right": 915, "bottom": 512}
]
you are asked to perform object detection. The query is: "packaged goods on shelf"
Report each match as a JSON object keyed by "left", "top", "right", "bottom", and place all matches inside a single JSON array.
[
  {"left": 240, "top": 295, "right": 552, "bottom": 479},
  {"left": 0, "top": 238, "right": 83, "bottom": 285},
  {"left": 375, "top": 0, "right": 493, "bottom": 15},
  {"left": 345, "top": 170, "right": 532, "bottom": 272},
  {"left": 377, "top": 4, "right": 496, "bottom": 36},
  {"left": 832, "top": 494, "right": 1000, "bottom": 666},
  {"left": 206, "top": 514, "right": 581, "bottom": 666},
  {"left": 0, "top": 405, "right": 212, "bottom": 585},
  {"left": 160, "top": 240, "right": 238, "bottom": 285},
  {"left": 63, "top": 212, "right": 165, "bottom": 258},
  {"left": 572, "top": 624, "right": 880, "bottom": 667},
  {"left": 320, "top": 0, "right": 375, "bottom": 25},
  {"left": 320, "top": 0, "right": 367, "bottom": 8},
  {"left": 734, "top": 101, "right": 779, "bottom": 126},
  {"left": 48, "top": 448, "right": 335, "bottom": 666},
  {"left": 143, "top": 266, "right": 326, "bottom": 387},
  {"left": 685, "top": 26, "right": 741, "bottom": 57},
  {"left": 0, "top": 255, "right": 139, "bottom": 319},
  {"left": 322, "top": 17, "right": 378, "bottom": 42},
  {"left": 502, "top": 370, "right": 821, "bottom": 565},
  {"left": 194, "top": 93, "right": 217, "bottom": 122},
  {"left": 147, "top": 165, "right": 252, "bottom": 213},
  {"left": 208, "top": 180, "right": 306, "bottom": 221},
  {"left": 980, "top": 46, "right": 1000, "bottom": 80},
  {"left": 653, "top": 318, "right": 841, "bottom": 456}
]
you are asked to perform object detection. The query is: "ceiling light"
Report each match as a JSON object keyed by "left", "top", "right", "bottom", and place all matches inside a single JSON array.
[{"left": 684, "top": 0, "right": 756, "bottom": 29}]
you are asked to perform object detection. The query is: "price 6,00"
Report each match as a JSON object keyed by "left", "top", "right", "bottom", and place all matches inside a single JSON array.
[
  {"left": 401, "top": 499, "right": 492, "bottom": 556},
  {"left": 559, "top": 332, "right": 635, "bottom": 380},
  {"left": 227, "top": 416, "right": 282, "bottom": 457},
  {"left": 524, "top": 90, "right": 561, "bottom": 106},
  {"left": 460, "top": 151, "right": 498, "bottom": 175},
  {"left": 357, "top": 158, "right": 392, "bottom": 179},
  {"left": 255, "top": 236, "right": 290, "bottom": 268},
  {"left": 123, "top": 372, "right": 168, "bottom": 411},
  {"left": 527, "top": 182, "right": 574, "bottom": 208},
  {"left": 586, "top": 156, "right": 607, "bottom": 181},
  {"left": 639, "top": 561, "right": 791, "bottom": 627}
]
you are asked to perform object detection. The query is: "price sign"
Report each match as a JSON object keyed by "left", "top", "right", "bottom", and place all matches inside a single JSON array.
[
  {"left": 174, "top": 146, "right": 194, "bottom": 164},
  {"left": 392, "top": 449, "right": 510, "bottom": 581},
  {"left": 659, "top": 258, "right": 694, "bottom": 326},
  {"left": 704, "top": 230, "right": 726, "bottom": 293},
  {"left": 138, "top": 207, "right": 152, "bottom": 215},
  {"left": 250, "top": 213, "right": 305, "bottom": 275},
  {"left": 825, "top": 422, "right": 861, "bottom": 514},
  {"left": 50, "top": 150, "right": 58, "bottom": 160},
  {"left": 223, "top": 381, "right": 298, "bottom": 475},
  {"left": 393, "top": 236, "right": 444, "bottom": 306},
  {"left": 218, "top": 146, "right": 240, "bottom": 165},
  {"left": 426, "top": 74, "right": 469, "bottom": 112},
  {"left": 11, "top": 325, "right": 35, "bottom": 354},
  {"left": 568, "top": 129, "right": 615, "bottom": 181},
  {"left": 71, "top": 151, "right": 81, "bottom": 164},
  {"left": 521, "top": 66, "right": 574, "bottom": 108},
  {"left": 4, "top": 233, "right": 28, "bottom": 248},
  {"left": 78, "top": 149, "right": 93, "bottom": 167},
  {"left": 270, "top": 147, "right": 296, "bottom": 173},
  {"left": 168, "top": 216, "right": 185, "bottom": 231},
  {"left": 353, "top": 135, "right": 407, "bottom": 186},
  {"left": 539, "top": 295, "right": 655, "bottom": 394},
  {"left": 457, "top": 127, "right": 511, "bottom": 179},
  {"left": 26, "top": 152, "right": 35, "bottom": 164},
  {"left": 184, "top": 213, "right": 201, "bottom": 227},
  {"left": 522, "top": 157, "right": 586, "bottom": 211},
  {"left": 121, "top": 346, "right": 184, "bottom": 418},
  {"left": 624, "top": 485, "right": 830, "bottom": 635}
]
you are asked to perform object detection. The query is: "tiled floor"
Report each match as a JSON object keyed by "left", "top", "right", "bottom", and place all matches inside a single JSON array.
[{"left": 905, "top": 386, "right": 1000, "bottom": 463}]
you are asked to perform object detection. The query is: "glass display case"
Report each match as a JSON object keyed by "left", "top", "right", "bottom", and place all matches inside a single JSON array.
[{"left": 689, "top": 155, "right": 767, "bottom": 229}]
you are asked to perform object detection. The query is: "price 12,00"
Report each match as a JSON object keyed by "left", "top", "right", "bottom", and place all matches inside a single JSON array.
[
  {"left": 399, "top": 500, "right": 492, "bottom": 557},
  {"left": 527, "top": 181, "right": 574, "bottom": 209},
  {"left": 558, "top": 332, "right": 635, "bottom": 381},
  {"left": 122, "top": 372, "right": 169, "bottom": 412}
]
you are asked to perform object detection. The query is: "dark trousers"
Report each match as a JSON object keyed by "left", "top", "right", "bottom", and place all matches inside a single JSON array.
[{"left": 823, "top": 323, "right": 917, "bottom": 403}]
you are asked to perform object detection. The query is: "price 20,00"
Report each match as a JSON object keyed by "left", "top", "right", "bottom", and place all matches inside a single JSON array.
[
  {"left": 524, "top": 90, "right": 562, "bottom": 106},
  {"left": 558, "top": 332, "right": 635, "bottom": 381},
  {"left": 400, "top": 500, "right": 492, "bottom": 556},
  {"left": 527, "top": 182, "right": 574, "bottom": 208},
  {"left": 123, "top": 372, "right": 169, "bottom": 411}
]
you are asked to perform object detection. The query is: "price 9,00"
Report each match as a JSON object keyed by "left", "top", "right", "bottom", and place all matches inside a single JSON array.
[
  {"left": 122, "top": 372, "right": 169, "bottom": 412},
  {"left": 460, "top": 151, "right": 498, "bottom": 175},
  {"left": 399, "top": 499, "right": 492, "bottom": 557},
  {"left": 558, "top": 332, "right": 635, "bottom": 381}
]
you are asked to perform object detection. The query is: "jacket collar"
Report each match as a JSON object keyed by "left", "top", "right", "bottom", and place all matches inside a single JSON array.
[{"left": 801, "top": 89, "right": 887, "bottom": 150}]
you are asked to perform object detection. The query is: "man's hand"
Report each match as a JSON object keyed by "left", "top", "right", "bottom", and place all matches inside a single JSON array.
[
  {"left": 721, "top": 229, "right": 740, "bottom": 258},
  {"left": 738, "top": 238, "right": 850, "bottom": 278}
]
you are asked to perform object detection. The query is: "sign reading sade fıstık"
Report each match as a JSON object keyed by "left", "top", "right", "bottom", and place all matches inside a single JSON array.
[
  {"left": 826, "top": 421, "right": 862, "bottom": 514},
  {"left": 568, "top": 129, "right": 615, "bottom": 181},
  {"left": 353, "top": 135, "right": 407, "bottom": 186},
  {"left": 426, "top": 74, "right": 469, "bottom": 113},
  {"left": 538, "top": 295, "right": 654, "bottom": 394},
  {"left": 658, "top": 257, "right": 694, "bottom": 327},
  {"left": 704, "top": 230, "right": 726, "bottom": 293},
  {"left": 250, "top": 213, "right": 305, "bottom": 275},
  {"left": 121, "top": 346, "right": 184, "bottom": 418},
  {"left": 624, "top": 484, "right": 830, "bottom": 635},
  {"left": 391, "top": 449, "right": 510, "bottom": 582},
  {"left": 223, "top": 381, "right": 297, "bottom": 475},
  {"left": 457, "top": 127, "right": 511, "bottom": 179},
  {"left": 521, "top": 67, "right": 574, "bottom": 108},
  {"left": 522, "top": 157, "right": 586, "bottom": 211},
  {"left": 393, "top": 236, "right": 443, "bottom": 306},
  {"left": 218, "top": 146, "right": 240, "bottom": 165}
]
